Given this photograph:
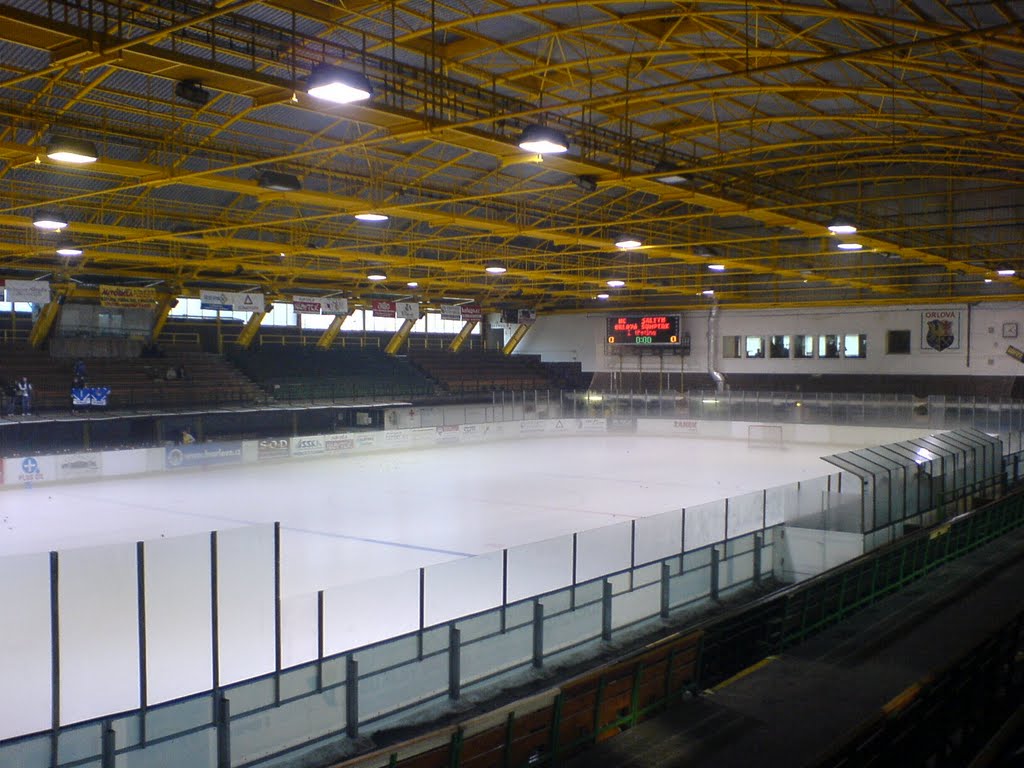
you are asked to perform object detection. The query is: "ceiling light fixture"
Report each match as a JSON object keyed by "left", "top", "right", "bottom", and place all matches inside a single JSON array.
[
  {"left": 596, "top": 293, "right": 610, "bottom": 300},
  {"left": 573, "top": 174, "right": 598, "bottom": 192},
  {"left": 257, "top": 170, "right": 302, "bottom": 192},
  {"left": 827, "top": 218, "right": 857, "bottom": 235},
  {"left": 406, "top": 281, "right": 419, "bottom": 288},
  {"left": 367, "top": 273, "right": 387, "bottom": 281},
  {"left": 985, "top": 278, "right": 994, "bottom": 283},
  {"left": 997, "top": 268, "right": 1016, "bottom": 276},
  {"left": 354, "top": 212, "right": 389, "bottom": 222},
  {"left": 836, "top": 242, "right": 863, "bottom": 250},
  {"left": 174, "top": 79, "right": 211, "bottom": 106},
  {"left": 307, "top": 65, "right": 373, "bottom": 104},
  {"left": 606, "top": 279, "right": 626, "bottom": 288},
  {"left": 46, "top": 136, "right": 98, "bottom": 164},
  {"left": 614, "top": 236, "right": 642, "bottom": 250},
  {"left": 33, "top": 211, "right": 68, "bottom": 231},
  {"left": 702, "top": 289, "right": 715, "bottom": 296},
  {"left": 484, "top": 262, "right": 507, "bottom": 274},
  {"left": 653, "top": 160, "right": 688, "bottom": 185},
  {"left": 517, "top": 124, "right": 569, "bottom": 154},
  {"left": 708, "top": 264, "right": 726, "bottom": 272},
  {"left": 55, "top": 243, "right": 83, "bottom": 257}
]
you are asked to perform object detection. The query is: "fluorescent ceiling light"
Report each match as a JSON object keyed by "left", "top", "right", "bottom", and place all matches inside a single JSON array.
[
  {"left": 354, "top": 212, "right": 389, "bottom": 222},
  {"left": 406, "top": 281, "right": 419, "bottom": 288},
  {"left": 367, "top": 273, "right": 387, "bottom": 281},
  {"left": 614, "top": 237, "right": 642, "bottom": 250},
  {"left": 307, "top": 65, "right": 373, "bottom": 104},
  {"left": 702, "top": 289, "right": 715, "bottom": 296},
  {"left": 484, "top": 263, "right": 507, "bottom": 274},
  {"left": 997, "top": 269, "right": 1016, "bottom": 276},
  {"left": 606, "top": 279, "right": 625, "bottom": 288},
  {"left": 708, "top": 264, "right": 725, "bottom": 272},
  {"left": 655, "top": 174, "right": 688, "bottom": 185},
  {"left": 837, "top": 242, "right": 863, "bottom": 250},
  {"left": 56, "top": 244, "right": 83, "bottom": 257},
  {"left": 46, "top": 136, "right": 98, "bottom": 164},
  {"left": 33, "top": 211, "right": 68, "bottom": 230},
  {"left": 517, "top": 124, "right": 569, "bottom": 154},
  {"left": 984, "top": 278, "right": 993, "bottom": 283},
  {"left": 596, "top": 293, "right": 609, "bottom": 300},
  {"left": 827, "top": 219, "right": 857, "bottom": 235}
]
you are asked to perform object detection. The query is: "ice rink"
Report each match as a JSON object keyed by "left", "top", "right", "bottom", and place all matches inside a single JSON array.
[{"left": 0, "top": 433, "right": 858, "bottom": 596}]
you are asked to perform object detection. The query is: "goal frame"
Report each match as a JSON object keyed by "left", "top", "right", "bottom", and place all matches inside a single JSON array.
[{"left": 747, "top": 423, "right": 785, "bottom": 449}]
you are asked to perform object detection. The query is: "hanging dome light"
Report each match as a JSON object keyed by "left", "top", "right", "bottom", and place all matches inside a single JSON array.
[
  {"left": 517, "top": 124, "right": 569, "bottom": 154},
  {"left": 354, "top": 212, "right": 389, "bottom": 222},
  {"left": 827, "top": 218, "right": 857, "bottom": 235},
  {"left": 306, "top": 65, "right": 373, "bottom": 104},
  {"left": 33, "top": 211, "right": 68, "bottom": 231}
]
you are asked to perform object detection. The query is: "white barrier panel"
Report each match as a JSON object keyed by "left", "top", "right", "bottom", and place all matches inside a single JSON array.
[
  {"left": 102, "top": 448, "right": 150, "bottom": 477},
  {"left": 322, "top": 569, "right": 420, "bottom": 655},
  {"left": 0, "top": 553, "right": 51, "bottom": 739},
  {"left": 684, "top": 500, "right": 726, "bottom": 550},
  {"left": 145, "top": 533, "right": 213, "bottom": 704},
  {"left": 728, "top": 490, "right": 765, "bottom": 538},
  {"left": 575, "top": 521, "right": 632, "bottom": 583},
  {"left": 576, "top": 418, "right": 608, "bottom": 434},
  {"left": 423, "top": 550, "right": 503, "bottom": 626},
  {"left": 634, "top": 508, "right": 683, "bottom": 565},
  {"left": 58, "top": 543, "right": 139, "bottom": 725},
  {"left": 4, "top": 454, "right": 56, "bottom": 485},
  {"left": 777, "top": 527, "right": 865, "bottom": 583},
  {"left": 505, "top": 535, "right": 573, "bottom": 603},
  {"left": 55, "top": 452, "right": 103, "bottom": 481},
  {"left": 216, "top": 526, "right": 275, "bottom": 686},
  {"left": 280, "top": 592, "right": 318, "bottom": 668}
]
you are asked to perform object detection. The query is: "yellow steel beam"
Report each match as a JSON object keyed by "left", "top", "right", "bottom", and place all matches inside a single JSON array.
[
  {"left": 449, "top": 321, "right": 477, "bottom": 353},
  {"left": 385, "top": 318, "right": 417, "bottom": 355},
  {"left": 315, "top": 315, "right": 346, "bottom": 350},
  {"left": 502, "top": 324, "right": 530, "bottom": 355}
]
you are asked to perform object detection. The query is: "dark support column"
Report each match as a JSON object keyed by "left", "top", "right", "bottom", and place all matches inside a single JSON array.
[
  {"left": 49, "top": 551, "right": 59, "bottom": 768},
  {"left": 601, "top": 580, "right": 613, "bottom": 641},
  {"left": 753, "top": 534, "right": 763, "bottom": 586},
  {"left": 710, "top": 547, "right": 720, "bottom": 601},
  {"left": 136, "top": 541, "right": 148, "bottom": 744},
  {"left": 532, "top": 600, "right": 544, "bottom": 668},
  {"left": 100, "top": 721, "right": 115, "bottom": 768},
  {"left": 448, "top": 624, "right": 461, "bottom": 700},
  {"left": 216, "top": 695, "right": 230, "bottom": 768},
  {"left": 660, "top": 563, "right": 671, "bottom": 619},
  {"left": 345, "top": 655, "right": 358, "bottom": 738}
]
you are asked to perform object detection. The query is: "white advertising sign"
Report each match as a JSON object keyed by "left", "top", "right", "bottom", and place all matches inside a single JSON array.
[
  {"left": 200, "top": 290, "right": 266, "bottom": 313},
  {"left": 5, "top": 280, "right": 51, "bottom": 304},
  {"left": 396, "top": 301, "right": 420, "bottom": 320}
]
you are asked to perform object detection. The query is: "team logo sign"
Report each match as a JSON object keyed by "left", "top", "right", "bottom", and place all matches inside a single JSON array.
[
  {"left": 920, "top": 310, "right": 961, "bottom": 352},
  {"left": 925, "top": 319, "right": 955, "bottom": 351}
]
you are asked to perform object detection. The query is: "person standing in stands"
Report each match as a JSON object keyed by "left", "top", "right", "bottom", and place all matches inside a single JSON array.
[
  {"left": 73, "top": 358, "right": 87, "bottom": 388},
  {"left": 15, "top": 376, "right": 32, "bottom": 416}
]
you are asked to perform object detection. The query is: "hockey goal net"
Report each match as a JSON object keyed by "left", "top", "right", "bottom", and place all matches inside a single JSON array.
[{"left": 747, "top": 423, "right": 785, "bottom": 449}]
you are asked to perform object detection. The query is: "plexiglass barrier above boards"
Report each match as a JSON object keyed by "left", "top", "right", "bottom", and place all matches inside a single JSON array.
[{"left": 0, "top": 417, "right": 1015, "bottom": 768}]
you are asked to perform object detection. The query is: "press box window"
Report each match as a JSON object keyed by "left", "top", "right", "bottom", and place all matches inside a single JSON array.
[
  {"left": 844, "top": 334, "right": 867, "bottom": 358},
  {"left": 769, "top": 335, "right": 791, "bottom": 358},
  {"left": 723, "top": 335, "right": 741, "bottom": 358},
  {"left": 887, "top": 330, "right": 911, "bottom": 355},
  {"left": 794, "top": 335, "right": 815, "bottom": 359},
  {"left": 818, "top": 334, "right": 841, "bottom": 359},
  {"left": 745, "top": 336, "right": 765, "bottom": 358}
]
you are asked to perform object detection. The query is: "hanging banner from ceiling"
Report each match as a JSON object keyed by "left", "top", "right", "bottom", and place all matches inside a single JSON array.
[
  {"left": 518, "top": 308, "right": 537, "bottom": 324},
  {"left": 920, "top": 309, "right": 961, "bottom": 352},
  {"left": 200, "top": 290, "right": 265, "bottom": 313},
  {"left": 440, "top": 305, "right": 462, "bottom": 322},
  {"left": 372, "top": 300, "right": 396, "bottom": 318},
  {"left": 460, "top": 305, "right": 482, "bottom": 323},
  {"left": 4, "top": 280, "right": 51, "bottom": 305},
  {"left": 99, "top": 285, "right": 157, "bottom": 308},
  {"left": 292, "top": 296, "right": 349, "bottom": 315},
  {"left": 396, "top": 301, "right": 420, "bottom": 320}
]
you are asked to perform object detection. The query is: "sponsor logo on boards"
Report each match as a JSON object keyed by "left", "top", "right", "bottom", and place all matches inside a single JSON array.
[{"left": 257, "top": 438, "right": 290, "bottom": 460}]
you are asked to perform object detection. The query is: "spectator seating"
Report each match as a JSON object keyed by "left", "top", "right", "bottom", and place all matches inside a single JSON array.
[
  {"left": 0, "top": 346, "right": 265, "bottom": 413},
  {"left": 228, "top": 346, "right": 435, "bottom": 401},
  {"left": 409, "top": 350, "right": 555, "bottom": 394}
]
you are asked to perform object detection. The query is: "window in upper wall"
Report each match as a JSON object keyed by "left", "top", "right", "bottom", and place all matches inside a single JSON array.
[
  {"left": 794, "top": 334, "right": 815, "bottom": 358},
  {"left": 745, "top": 336, "right": 765, "bottom": 358},
  {"left": 722, "top": 335, "right": 741, "bottom": 358},
  {"left": 887, "top": 329, "right": 911, "bottom": 354},
  {"left": 818, "top": 334, "right": 841, "bottom": 358},
  {"left": 769, "top": 335, "right": 791, "bottom": 358},
  {"left": 844, "top": 333, "right": 867, "bottom": 358}
]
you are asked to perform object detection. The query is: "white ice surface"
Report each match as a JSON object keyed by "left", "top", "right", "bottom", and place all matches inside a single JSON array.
[{"left": 0, "top": 435, "right": 848, "bottom": 595}]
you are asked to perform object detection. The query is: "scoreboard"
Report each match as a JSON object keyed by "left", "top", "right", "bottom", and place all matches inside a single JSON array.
[{"left": 607, "top": 315, "right": 682, "bottom": 346}]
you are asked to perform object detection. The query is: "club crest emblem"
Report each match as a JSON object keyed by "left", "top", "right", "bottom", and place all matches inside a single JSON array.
[{"left": 926, "top": 319, "right": 955, "bottom": 351}]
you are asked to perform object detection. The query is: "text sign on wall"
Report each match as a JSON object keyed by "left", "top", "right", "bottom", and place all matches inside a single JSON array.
[
  {"left": 606, "top": 315, "right": 681, "bottom": 346},
  {"left": 4, "top": 279, "right": 51, "bottom": 304},
  {"left": 920, "top": 309, "right": 961, "bottom": 351}
]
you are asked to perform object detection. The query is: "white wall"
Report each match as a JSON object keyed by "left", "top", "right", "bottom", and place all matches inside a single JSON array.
[{"left": 514, "top": 302, "right": 1024, "bottom": 377}]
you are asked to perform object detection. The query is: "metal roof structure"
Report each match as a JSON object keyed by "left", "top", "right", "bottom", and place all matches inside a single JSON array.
[{"left": 0, "top": 1, "right": 1022, "bottom": 313}]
